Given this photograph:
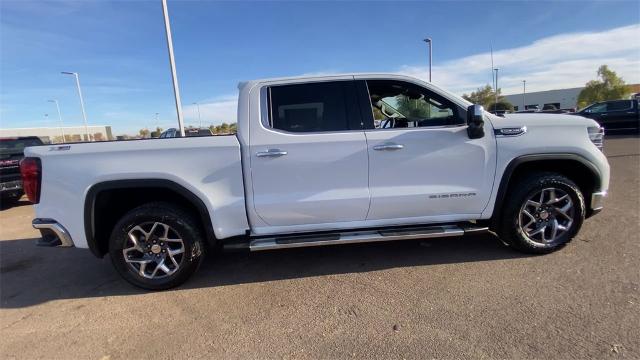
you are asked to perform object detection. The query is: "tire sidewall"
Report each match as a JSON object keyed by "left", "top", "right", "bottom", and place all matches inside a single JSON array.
[{"left": 109, "top": 205, "right": 204, "bottom": 290}]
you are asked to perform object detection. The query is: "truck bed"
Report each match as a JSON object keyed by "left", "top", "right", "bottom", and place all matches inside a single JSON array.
[{"left": 25, "top": 136, "right": 248, "bottom": 248}]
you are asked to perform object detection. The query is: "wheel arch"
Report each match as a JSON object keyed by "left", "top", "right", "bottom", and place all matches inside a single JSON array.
[
  {"left": 490, "top": 153, "right": 601, "bottom": 230},
  {"left": 84, "top": 179, "right": 216, "bottom": 258}
]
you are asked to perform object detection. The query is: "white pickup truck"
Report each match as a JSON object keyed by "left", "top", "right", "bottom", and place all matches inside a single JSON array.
[{"left": 22, "top": 73, "right": 609, "bottom": 289}]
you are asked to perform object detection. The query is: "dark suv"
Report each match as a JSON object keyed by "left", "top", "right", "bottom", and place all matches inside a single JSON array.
[
  {"left": 0, "top": 136, "right": 44, "bottom": 206},
  {"left": 575, "top": 99, "right": 639, "bottom": 132}
]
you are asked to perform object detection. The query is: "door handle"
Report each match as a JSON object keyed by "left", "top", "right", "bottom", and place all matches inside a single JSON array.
[
  {"left": 256, "top": 149, "right": 288, "bottom": 157},
  {"left": 373, "top": 143, "right": 404, "bottom": 151}
]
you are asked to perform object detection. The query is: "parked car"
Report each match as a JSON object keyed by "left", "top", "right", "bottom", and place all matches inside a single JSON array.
[
  {"left": 159, "top": 127, "right": 213, "bottom": 138},
  {"left": 22, "top": 73, "right": 609, "bottom": 290},
  {"left": 574, "top": 99, "right": 639, "bottom": 131},
  {"left": 0, "top": 136, "right": 43, "bottom": 206}
]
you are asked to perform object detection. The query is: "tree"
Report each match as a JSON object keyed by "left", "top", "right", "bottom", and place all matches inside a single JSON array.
[
  {"left": 396, "top": 96, "right": 431, "bottom": 119},
  {"left": 139, "top": 128, "right": 150, "bottom": 138},
  {"left": 487, "top": 100, "right": 514, "bottom": 112},
  {"left": 577, "top": 65, "right": 630, "bottom": 108},
  {"left": 150, "top": 127, "right": 163, "bottom": 138},
  {"left": 462, "top": 85, "right": 504, "bottom": 108}
]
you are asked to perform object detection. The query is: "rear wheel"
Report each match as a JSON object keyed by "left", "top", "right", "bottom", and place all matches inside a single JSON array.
[
  {"left": 498, "top": 172, "right": 585, "bottom": 254},
  {"left": 109, "top": 202, "right": 205, "bottom": 290}
]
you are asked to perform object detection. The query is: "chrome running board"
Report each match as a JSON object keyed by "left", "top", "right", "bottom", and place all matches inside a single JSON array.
[{"left": 249, "top": 224, "right": 487, "bottom": 251}]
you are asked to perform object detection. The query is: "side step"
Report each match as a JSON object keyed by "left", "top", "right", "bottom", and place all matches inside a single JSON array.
[{"left": 249, "top": 224, "right": 488, "bottom": 252}]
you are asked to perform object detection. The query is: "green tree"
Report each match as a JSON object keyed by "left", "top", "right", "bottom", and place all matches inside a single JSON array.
[
  {"left": 577, "top": 65, "right": 629, "bottom": 108},
  {"left": 150, "top": 127, "right": 163, "bottom": 138},
  {"left": 396, "top": 96, "right": 431, "bottom": 118},
  {"left": 487, "top": 100, "right": 514, "bottom": 112},
  {"left": 462, "top": 85, "right": 504, "bottom": 108}
]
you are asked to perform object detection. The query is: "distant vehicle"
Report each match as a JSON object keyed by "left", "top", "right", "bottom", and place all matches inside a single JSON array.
[
  {"left": 159, "top": 128, "right": 214, "bottom": 138},
  {"left": 0, "top": 136, "right": 43, "bottom": 206},
  {"left": 574, "top": 99, "right": 639, "bottom": 131}
]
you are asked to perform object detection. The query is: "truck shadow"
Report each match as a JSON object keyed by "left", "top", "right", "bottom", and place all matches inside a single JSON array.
[{"left": 0, "top": 233, "right": 529, "bottom": 308}]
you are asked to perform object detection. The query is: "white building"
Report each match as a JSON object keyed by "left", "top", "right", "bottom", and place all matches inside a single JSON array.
[
  {"left": 504, "top": 87, "right": 583, "bottom": 112},
  {"left": 0, "top": 125, "right": 113, "bottom": 143}
]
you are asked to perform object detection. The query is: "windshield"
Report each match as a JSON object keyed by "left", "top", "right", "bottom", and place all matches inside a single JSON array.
[{"left": 0, "top": 138, "right": 43, "bottom": 155}]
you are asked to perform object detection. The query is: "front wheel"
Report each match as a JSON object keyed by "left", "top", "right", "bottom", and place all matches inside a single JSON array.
[
  {"left": 109, "top": 202, "right": 205, "bottom": 290},
  {"left": 498, "top": 172, "right": 586, "bottom": 254}
]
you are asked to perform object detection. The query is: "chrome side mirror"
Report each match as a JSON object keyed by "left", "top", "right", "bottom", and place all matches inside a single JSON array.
[{"left": 467, "top": 104, "right": 485, "bottom": 139}]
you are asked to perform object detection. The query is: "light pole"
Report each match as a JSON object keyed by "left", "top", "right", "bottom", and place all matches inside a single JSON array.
[
  {"left": 522, "top": 80, "right": 526, "bottom": 110},
  {"left": 193, "top": 102, "right": 202, "bottom": 128},
  {"left": 161, "top": 0, "right": 185, "bottom": 137},
  {"left": 423, "top": 38, "right": 432, "bottom": 82},
  {"left": 493, "top": 68, "right": 500, "bottom": 111},
  {"left": 61, "top": 71, "right": 90, "bottom": 141},
  {"left": 48, "top": 99, "right": 65, "bottom": 143}
]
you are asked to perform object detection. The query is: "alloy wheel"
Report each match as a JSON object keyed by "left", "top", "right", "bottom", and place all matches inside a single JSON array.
[
  {"left": 123, "top": 222, "right": 185, "bottom": 279},
  {"left": 518, "top": 187, "right": 574, "bottom": 245}
]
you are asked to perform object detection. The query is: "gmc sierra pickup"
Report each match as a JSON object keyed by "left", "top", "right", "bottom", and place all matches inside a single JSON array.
[{"left": 22, "top": 73, "right": 610, "bottom": 290}]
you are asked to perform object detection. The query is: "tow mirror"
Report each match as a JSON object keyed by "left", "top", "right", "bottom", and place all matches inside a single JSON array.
[{"left": 467, "top": 104, "right": 485, "bottom": 139}]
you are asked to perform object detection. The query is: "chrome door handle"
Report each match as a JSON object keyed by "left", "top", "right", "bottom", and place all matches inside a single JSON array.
[
  {"left": 373, "top": 143, "right": 404, "bottom": 151},
  {"left": 256, "top": 149, "right": 288, "bottom": 157}
]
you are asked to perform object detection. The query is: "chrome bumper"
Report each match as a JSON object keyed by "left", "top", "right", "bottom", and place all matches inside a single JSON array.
[
  {"left": 591, "top": 191, "right": 607, "bottom": 211},
  {"left": 32, "top": 218, "right": 74, "bottom": 247}
]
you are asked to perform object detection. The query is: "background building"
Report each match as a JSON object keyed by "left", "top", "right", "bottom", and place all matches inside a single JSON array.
[
  {"left": 0, "top": 125, "right": 113, "bottom": 143},
  {"left": 504, "top": 84, "right": 640, "bottom": 112}
]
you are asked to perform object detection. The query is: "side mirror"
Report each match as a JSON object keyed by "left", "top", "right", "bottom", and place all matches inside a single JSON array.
[{"left": 467, "top": 104, "right": 485, "bottom": 139}]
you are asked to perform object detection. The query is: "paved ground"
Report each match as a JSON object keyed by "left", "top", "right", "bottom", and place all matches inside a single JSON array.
[{"left": 1, "top": 135, "right": 639, "bottom": 359}]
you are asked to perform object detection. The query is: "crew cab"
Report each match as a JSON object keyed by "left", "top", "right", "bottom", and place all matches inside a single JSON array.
[
  {"left": 1, "top": 136, "right": 43, "bottom": 207},
  {"left": 575, "top": 99, "right": 640, "bottom": 132},
  {"left": 22, "top": 74, "right": 610, "bottom": 290}
]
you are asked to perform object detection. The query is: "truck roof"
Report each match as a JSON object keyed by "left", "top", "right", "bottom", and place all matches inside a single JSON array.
[
  {"left": 238, "top": 72, "right": 471, "bottom": 108},
  {"left": 238, "top": 72, "right": 427, "bottom": 91}
]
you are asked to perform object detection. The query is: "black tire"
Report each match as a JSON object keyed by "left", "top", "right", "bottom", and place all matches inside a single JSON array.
[
  {"left": 109, "top": 202, "right": 205, "bottom": 290},
  {"left": 498, "top": 172, "right": 585, "bottom": 254}
]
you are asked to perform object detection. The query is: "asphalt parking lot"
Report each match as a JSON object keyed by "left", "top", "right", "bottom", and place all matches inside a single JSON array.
[{"left": 1, "top": 135, "right": 639, "bottom": 359}]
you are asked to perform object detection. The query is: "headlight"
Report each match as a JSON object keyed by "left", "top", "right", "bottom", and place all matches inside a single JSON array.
[{"left": 588, "top": 126, "right": 604, "bottom": 151}]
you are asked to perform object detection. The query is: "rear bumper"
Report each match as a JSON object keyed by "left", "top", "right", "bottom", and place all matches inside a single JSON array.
[{"left": 32, "top": 218, "right": 74, "bottom": 247}]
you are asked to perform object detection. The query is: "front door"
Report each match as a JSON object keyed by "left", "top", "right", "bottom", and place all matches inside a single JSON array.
[
  {"left": 358, "top": 78, "right": 496, "bottom": 221},
  {"left": 249, "top": 79, "right": 370, "bottom": 226}
]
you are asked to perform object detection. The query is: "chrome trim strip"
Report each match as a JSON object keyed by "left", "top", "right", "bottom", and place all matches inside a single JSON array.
[
  {"left": 32, "top": 219, "right": 74, "bottom": 247},
  {"left": 249, "top": 225, "right": 468, "bottom": 251},
  {"left": 591, "top": 191, "right": 607, "bottom": 211}
]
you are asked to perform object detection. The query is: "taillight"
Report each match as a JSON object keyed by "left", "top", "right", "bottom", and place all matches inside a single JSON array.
[{"left": 19, "top": 157, "right": 41, "bottom": 204}]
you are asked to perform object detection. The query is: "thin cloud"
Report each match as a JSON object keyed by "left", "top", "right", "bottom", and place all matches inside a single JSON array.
[
  {"left": 180, "top": 24, "right": 640, "bottom": 126},
  {"left": 400, "top": 24, "right": 640, "bottom": 95}
]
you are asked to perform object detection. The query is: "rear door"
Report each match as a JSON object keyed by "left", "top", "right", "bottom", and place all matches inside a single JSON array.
[
  {"left": 249, "top": 79, "right": 370, "bottom": 226},
  {"left": 602, "top": 100, "right": 638, "bottom": 130}
]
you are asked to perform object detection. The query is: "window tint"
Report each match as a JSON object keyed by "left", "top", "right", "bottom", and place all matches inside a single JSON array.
[
  {"left": 268, "top": 82, "right": 350, "bottom": 133},
  {"left": 586, "top": 103, "right": 607, "bottom": 113},
  {"left": 607, "top": 100, "right": 632, "bottom": 111},
  {"left": 365, "top": 80, "right": 463, "bottom": 129}
]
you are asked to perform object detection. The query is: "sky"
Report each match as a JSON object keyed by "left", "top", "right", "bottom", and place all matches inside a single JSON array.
[{"left": 1, "top": 0, "right": 639, "bottom": 135}]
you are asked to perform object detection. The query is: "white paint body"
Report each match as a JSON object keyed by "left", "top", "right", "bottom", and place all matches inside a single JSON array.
[{"left": 26, "top": 73, "right": 610, "bottom": 249}]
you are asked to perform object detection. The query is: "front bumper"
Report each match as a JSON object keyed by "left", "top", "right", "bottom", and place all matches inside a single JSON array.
[
  {"left": 32, "top": 218, "right": 74, "bottom": 247},
  {"left": 588, "top": 191, "right": 607, "bottom": 217}
]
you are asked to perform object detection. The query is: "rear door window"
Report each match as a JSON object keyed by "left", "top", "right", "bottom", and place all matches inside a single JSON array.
[
  {"left": 268, "top": 81, "right": 357, "bottom": 133},
  {"left": 607, "top": 100, "right": 633, "bottom": 112}
]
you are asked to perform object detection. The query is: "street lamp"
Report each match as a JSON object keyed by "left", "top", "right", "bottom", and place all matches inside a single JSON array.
[
  {"left": 193, "top": 102, "right": 202, "bottom": 128},
  {"left": 61, "top": 71, "right": 90, "bottom": 141},
  {"left": 161, "top": 0, "right": 186, "bottom": 137},
  {"left": 493, "top": 68, "right": 500, "bottom": 110},
  {"left": 423, "top": 38, "right": 432, "bottom": 82},
  {"left": 48, "top": 99, "right": 65, "bottom": 143},
  {"left": 522, "top": 80, "right": 526, "bottom": 110}
]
